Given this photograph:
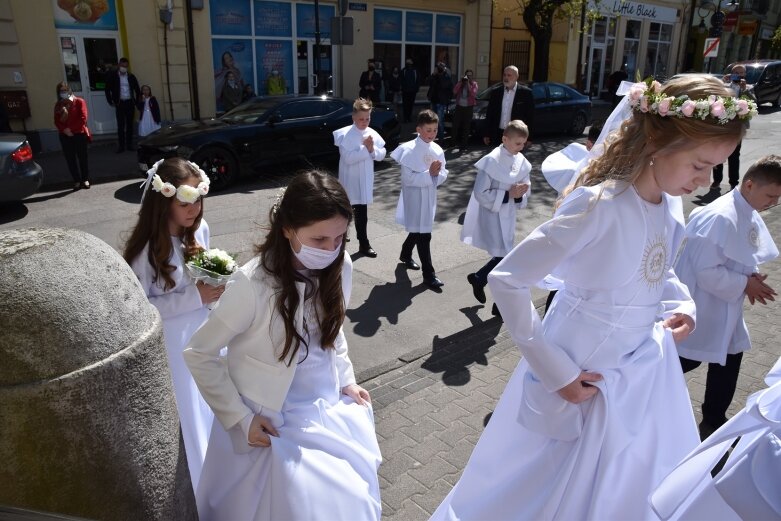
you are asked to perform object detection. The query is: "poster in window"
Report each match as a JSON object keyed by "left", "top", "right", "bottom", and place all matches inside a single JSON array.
[
  {"left": 374, "top": 9, "right": 402, "bottom": 41},
  {"left": 254, "top": 1, "right": 292, "bottom": 37},
  {"left": 210, "top": 0, "right": 252, "bottom": 36},
  {"left": 436, "top": 14, "right": 461, "bottom": 45},
  {"left": 406, "top": 12, "right": 433, "bottom": 43},
  {"left": 52, "top": 0, "right": 118, "bottom": 29},
  {"left": 256, "top": 40, "right": 294, "bottom": 95},
  {"left": 296, "top": 3, "right": 335, "bottom": 39},
  {"left": 212, "top": 39, "right": 253, "bottom": 111}
]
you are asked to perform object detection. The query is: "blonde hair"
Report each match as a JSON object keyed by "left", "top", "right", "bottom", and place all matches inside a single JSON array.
[
  {"left": 353, "top": 98, "right": 372, "bottom": 113},
  {"left": 503, "top": 120, "right": 529, "bottom": 139},
  {"left": 572, "top": 75, "right": 746, "bottom": 192}
]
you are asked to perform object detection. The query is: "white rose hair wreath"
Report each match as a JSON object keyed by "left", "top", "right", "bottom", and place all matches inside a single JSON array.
[
  {"left": 628, "top": 77, "right": 758, "bottom": 124},
  {"left": 140, "top": 159, "right": 210, "bottom": 204}
]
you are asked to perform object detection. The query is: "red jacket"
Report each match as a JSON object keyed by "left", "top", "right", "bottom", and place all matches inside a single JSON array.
[
  {"left": 452, "top": 79, "right": 479, "bottom": 106},
  {"left": 54, "top": 96, "right": 88, "bottom": 135}
]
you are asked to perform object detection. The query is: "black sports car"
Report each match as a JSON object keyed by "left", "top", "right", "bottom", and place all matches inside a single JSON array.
[{"left": 138, "top": 95, "right": 401, "bottom": 190}]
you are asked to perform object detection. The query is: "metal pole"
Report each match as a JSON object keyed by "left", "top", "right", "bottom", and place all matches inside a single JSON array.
[
  {"left": 314, "top": 0, "right": 321, "bottom": 94},
  {"left": 338, "top": 18, "right": 344, "bottom": 97}
]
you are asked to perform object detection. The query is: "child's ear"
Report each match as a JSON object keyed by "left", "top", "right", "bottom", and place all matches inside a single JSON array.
[{"left": 282, "top": 227, "right": 292, "bottom": 241}]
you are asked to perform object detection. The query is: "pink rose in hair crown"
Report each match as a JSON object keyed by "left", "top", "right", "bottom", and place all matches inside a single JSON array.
[
  {"left": 640, "top": 96, "right": 649, "bottom": 113},
  {"left": 680, "top": 100, "right": 696, "bottom": 117},
  {"left": 651, "top": 80, "right": 663, "bottom": 93},
  {"left": 628, "top": 83, "right": 647, "bottom": 106},
  {"left": 161, "top": 184, "right": 177, "bottom": 198},
  {"left": 736, "top": 99, "right": 750, "bottom": 116},
  {"left": 710, "top": 99, "right": 726, "bottom": 119},
  {"left": 657, "top": 97, "right": 673, "bottom": 116}
]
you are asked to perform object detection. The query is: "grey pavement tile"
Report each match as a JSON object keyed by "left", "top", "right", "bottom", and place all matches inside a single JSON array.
[
  {"left": 436, "top": 419, "right": 480, "bottom": 448},
  {"left": 377, "top": 430, "right": 417, "bottom": 457},
  {"left": 375, "top": 409, "right": 414, "bottom": 434},
  {"left": 374, "top": 387, "right": 413, "bottom": 409},
  {"left": 426, "top": 401, "right": 471, "bottom": 427},
  {"left": 402, "top": 416, "right": 448, "bottom": 444},
  {"left": 378, "top": 451, "right": 418, "bottom": 483},
  {"left": 387, "top": 371, "right": 424, "bottom": 390},
  {"left": 384, "top": 498, "right": 430, "bottom": 521},
  {"left": 379, "top": 473, "right": 427, "bottom": 511},
  {"left": 423, "top": 386, "right": 470, "bottom": 408},
  {"left": 401, "top": 375, "right": 439, "bottom": 395},
  {"left": 438, "top": 438, "right": 477, "bottom": 473},
  {"left": 407, "top": 454, "right": 459, "bottom": 487},
  {"left": 410, "top": 478, "right": 456, "bottom": 516},
  {"left": 397, "top": 397, "right": 440, "bottom": 423},
  {"left": 402, "top": 435, "right": 453, "bottom": 466}
]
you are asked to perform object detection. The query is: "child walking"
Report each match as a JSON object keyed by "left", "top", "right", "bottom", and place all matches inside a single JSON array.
[
  {"left": 124, "top": 157, "right": 221, "bottom": 492},
  {"left": 676, "top": 155, "right": 781, "bottom": 439},
  {"left": 333, "top": 98, "right": 387, "bottom": 257},
  {"left": 183, "top": 171, "right": 381, "bottom": 521},
  {"left": 430, "top": 75, "right": 756, "bottom": 520},
  {"left": 392, "top": 109, "right": 448, "bottom": 288},
  {"left": 137, "top": 84, "right": 161, "bottom": 137},
  {"left": 463, "top": 120, "right": 531, "bottom": 305}
]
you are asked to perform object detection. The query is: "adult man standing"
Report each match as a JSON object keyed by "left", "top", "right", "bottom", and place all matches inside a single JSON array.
[
  {"left": 105, "top": 57, "right": 141, "bottom": 153},
  {"left": 401, "top": 59, "right": 419, "bottom": 123},
  {"left": 427, "top": 62, "right": 453, "bottom": 138},
  {"left": 712, "top": 64, "right": 753, "bottom": 190},
  {"left": 483, "top": 65, "right": 534, "bottom": 146}
]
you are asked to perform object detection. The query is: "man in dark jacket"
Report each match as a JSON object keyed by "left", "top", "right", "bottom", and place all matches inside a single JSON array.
[
  {"left": 428, "top": 62, "right": 453, "bottom": 138},
  {"left": 358, "top": 61, "right": 381, "bottom": 103},
  {"left": 105, "top": 57, "right": 141, "bottom": 152},
  {"left": 483, "top": 65, "right": 534, "bottom": 146},
  {"left": 400, "top": 59, "right": 419, "bottom": 123}
]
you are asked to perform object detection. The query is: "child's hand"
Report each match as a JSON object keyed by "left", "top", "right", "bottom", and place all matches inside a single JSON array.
[
  {"left": 662, "top": 313, "right": 695, "bottom": 342},
  {"left": 363, "top": 135, "right": 374, "bottom": 153},
  {"left": 557, "top": 371, "right": 602, "bottom": 403},
  {"left": 429, "top": 160, "right": 442, "bottom": 176},
  {"left": 342, "top": 383, "right": 372, "bottom": 406},
  {"left": 509, "top": 183, "right": 529, "bottom": 199},
  {"left": 746, "top": 273, "right": 776, "bottom": 305},
  {"left": 196, "top": 281, "right": 225, "bottom": 304},
  {"left": 247, "top": 414, "right": 279, "bottom": 447}
]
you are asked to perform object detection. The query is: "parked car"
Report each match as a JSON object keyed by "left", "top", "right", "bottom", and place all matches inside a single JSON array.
[
  {"left": 0, "top": 134, "right": 43, "bottom": 203},
  {"left": 138, "top": 95, "right": 401, "bottom": 190},
  {"left": 723, "top": 60, "right": 781, "bottom": 107},
  {"left": 446, "top": 81, "right": 592, "bottom": 138}
]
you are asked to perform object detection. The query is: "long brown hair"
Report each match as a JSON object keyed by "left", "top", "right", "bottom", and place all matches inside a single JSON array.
[
  {"left": 123, "top": 158, "right": 205, "bottom": 290},
  {"left": 255, "top": 171, "right": 353, "bottom": 365},
  {"left": 573, "top": 75, "right": 746, "bottom": 193}
]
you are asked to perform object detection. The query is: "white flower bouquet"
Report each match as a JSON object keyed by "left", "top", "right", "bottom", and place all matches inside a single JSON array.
[{"left": 186, "top": 248, "right": 237, "bottom": 286}]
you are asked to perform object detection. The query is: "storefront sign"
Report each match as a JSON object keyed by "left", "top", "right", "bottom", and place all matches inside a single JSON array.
[
  {"left": 436, "top": 14, "right": 461, "bottom": 45},
  {"left": 375, "top": 8, "right": 402, "bottom": 41},
  {"left": 254, "top": 1, "right": 292, "bottom": 37},
  {"left": 52, "top": 0, "right": 118, "bottom": 30},
  {"left": 348, "top": 2, "right": 367, "bottom": 11},
  {"left": 210, "top": 0, "right": 252, "bottom": 36},
  {"left": 296, "top": 3, "right": 335, "bottom": 39},
  {"left": 0, "top": 90, "right": 30, "bottom": 119},
  {"left": 738, "top": 19, "right": 758, "bottom": 36},
  {"left": 722, "top": 11, "right": 739, "bottom": 31},
  {"left": 589, "top": 1, "right": 677, "bottom": 23},
  {"left": 406, "top": 11, "right": 433, "bottom": 42}
]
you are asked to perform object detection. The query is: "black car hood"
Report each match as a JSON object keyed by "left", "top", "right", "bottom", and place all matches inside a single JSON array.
[{"left": 142, "top": 119, "right": 232, "bottom": 145}]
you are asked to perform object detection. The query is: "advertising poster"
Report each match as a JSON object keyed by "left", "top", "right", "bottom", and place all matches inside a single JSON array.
[
  {"left": 210, "top": 0, "right": 252, "bottom": 36},
  {"left": 254, "top": 0, "right": 293, "bottom": 37},
  {"left": 52, "top": 0, "right": 118, "bottom": 30},
  {"left": 212, "top": 39, "right": 254, "bottom": 111},
  {"left": 374, "top": 9, "right": 402, "bottom": 41},
  {"left": 256, "top": 40, "right": 294, "bottom": 95},
  {"left": 296, "top": 3, "right": 335, "bottom": 39},
  {"left": 406, "top": 11, "right": 433, "bottom": 43},
  {"left": 436, "top": 14, "right": 461, "bottom": 45}
]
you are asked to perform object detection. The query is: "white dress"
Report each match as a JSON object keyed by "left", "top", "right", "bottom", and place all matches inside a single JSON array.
[
  {"left": 129, "top": 220, "right": 214, "bottom": 492},
  {"left": 392, "top": 136, "right": 448, "bottom": 233},
  {"left": 193, "top": 272, "right": 382, "bottom": 521},
  {"left": 138, "top": 97, "right": 161, "bottom": 137},
  {"left": 333, "top": 124, "right": 387, "bottom": 205},
  {"left": 431, "top": 182, "right": 700, "bottom": 520}
]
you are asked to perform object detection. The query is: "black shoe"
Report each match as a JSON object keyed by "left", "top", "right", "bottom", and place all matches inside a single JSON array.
[
  {"left": 710, "top": 183, "right": 720, "bottom": 190},
  {"left": 698, "top": 421, "right": 718, "bottom": 441},
  {"left": 400, "top": 258, "right": 420, "bottom": 270},
  {"left": 115, "top": 147, "right": 125, "bottom": 153},
  {"left": 423, "top": 275, "right": 444, "bottom": 288},
  {"left": 467, "top": 273, "right": 487, "bottom": 304},
  {"left": 491, "top": 303, "right": 502, "bottom": 319},
  {"left": 359, "top": 245, "right": 377, "bottom": 258},
  {"left": 81, "top": 181, "right": 91, "bottom": 189}
]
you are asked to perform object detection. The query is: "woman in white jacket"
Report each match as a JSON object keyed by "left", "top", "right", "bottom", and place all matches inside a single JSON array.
[{"left": 184, "top": 171, "right": 381, "bottom": 521}]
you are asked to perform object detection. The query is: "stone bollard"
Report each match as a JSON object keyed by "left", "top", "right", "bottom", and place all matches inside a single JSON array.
[{"left": 0, "top": 228, "right": 197, "bottom": 520}]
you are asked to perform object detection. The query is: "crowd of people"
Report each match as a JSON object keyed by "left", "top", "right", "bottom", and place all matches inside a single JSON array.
[{"left": 114, "top": 64, "right": 781, "bottom": 521}]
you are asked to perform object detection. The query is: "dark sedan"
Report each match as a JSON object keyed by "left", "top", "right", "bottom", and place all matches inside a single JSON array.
[
  {"left": 138, "top": 95, "right": 401, "bottom": 190},
  {"left": 0, "top": 134, "right": 42, "bottom": 203},
  {"left": 447, "top": 81, "right": 592, "bottom": 138}
]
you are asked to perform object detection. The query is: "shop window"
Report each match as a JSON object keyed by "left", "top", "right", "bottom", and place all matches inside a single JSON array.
[
  {"left": 622, "top": 20, "right": 642, "bottom": 80},
  {"left": 646, "top": 22, "right": 673, "bottom": 80},
  {"left": 436, "top": 46, "right": 459, "bottom": 77},
  {"left": 502, "top": 40, "right": 531, "bottom": 81}
]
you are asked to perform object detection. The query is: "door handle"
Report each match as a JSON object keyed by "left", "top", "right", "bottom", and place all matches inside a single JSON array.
[{"left": 312, "top": 74, "right": 319, "bottom": 88}]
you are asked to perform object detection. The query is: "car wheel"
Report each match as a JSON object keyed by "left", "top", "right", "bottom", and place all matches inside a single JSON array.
[
  {"left": 192, "top": 147, "right": 238, "bottom": 191},
  {"left": 569, "top": 112, "right": 587, "bottom": 137}
]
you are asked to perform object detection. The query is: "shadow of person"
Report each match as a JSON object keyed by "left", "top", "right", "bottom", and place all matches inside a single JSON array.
[
  {"left": 19, "top": 189, "right": 74, "bottom": 205},
  {"left": 693, "top": 186, "right": 722, "bottom": 206},
  {"left": 346, "top": 263, "right": 427, "bottom": 337},
  {"left": 421, "top": 318, "right": 502, "bottom": 386},
  {"left": 0, "top": 201, "right": 29, "bottom": 224}
]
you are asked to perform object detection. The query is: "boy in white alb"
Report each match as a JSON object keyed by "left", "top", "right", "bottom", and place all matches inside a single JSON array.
[
  {"left": 677, "top": 155, "right": 781, "bottom": 438},
  {"left": 463, "top": 120, "right": 531, "bottom": 307},
  {"left": 334, "top": 98, "right": 387, "bottom": 257},
  {"left": 392, "top": 109, "right": 448, "bottom": 288}
]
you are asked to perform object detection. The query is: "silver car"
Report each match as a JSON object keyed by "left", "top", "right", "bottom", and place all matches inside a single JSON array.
[{"left": 0, "top": 134, "right": 42, "bottom": 203}]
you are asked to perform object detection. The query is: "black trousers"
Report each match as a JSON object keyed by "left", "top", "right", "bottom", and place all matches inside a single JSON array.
[
  {"left": 115, "top": 99, "right": 136, "bottom": 148},
  {"left": 452, "top": 105, "right": 474, "bottom": 147},
  {"left": 402, "top": 92, "right": 416, "bottom": 123},
  {"left": 680, "top": 352, "right": 744, "bottom": 428},
  {"left": 59, "top": 133, "right": 89, "bottom": 183},
  {"left": 474, "top": 256, "right": 502, "bottom": 284},
  {"left": 712, "top": 141, "right": 742, "bottom": 188},
  {"left": 352, "top": 204, "right": 370, "bottom": 247},
  {"left": 400, "top": 232, "right": 434, "bottom": 276}
]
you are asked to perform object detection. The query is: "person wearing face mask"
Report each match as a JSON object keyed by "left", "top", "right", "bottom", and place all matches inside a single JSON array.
[
  {"left": 221, "top": 71, "right": 243, "bottom": 112},
  {"left": 54, "top": 81, "right": 90, "bottom": 190},
  {"left": 105, "top": 57, "right": 141, "bottom": 153},
  {"left": 184, "top": 170, "right": 381, "bottom": 521},
  {"left": 401, "top": 58, "right": 420, "bottom": 123},
  {"left": 267, "top": 69, "right": 287, "bottom": 96},
  {"left": 359, "top": 61, "right": 381, "bottom": 103}
]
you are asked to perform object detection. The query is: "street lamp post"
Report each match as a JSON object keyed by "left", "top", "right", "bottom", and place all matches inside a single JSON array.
[{"left": 702, "top": 0, "right": 739, "bottom": 72}]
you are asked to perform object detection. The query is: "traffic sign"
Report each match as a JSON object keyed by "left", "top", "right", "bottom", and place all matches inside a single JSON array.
[{"left": 703, "top": 37, "right": 720, "bottom": 58}]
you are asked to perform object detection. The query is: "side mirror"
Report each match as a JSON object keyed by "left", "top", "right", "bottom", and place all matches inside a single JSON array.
[{"left": 268, "top": 112, "right": 283, "bottom": 125}]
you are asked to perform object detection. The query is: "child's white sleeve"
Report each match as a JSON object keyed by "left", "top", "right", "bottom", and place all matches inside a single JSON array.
[
  {"left": 689, "top": 236, "right": 750, "bottom": 303},
  {"left": 129, "top": 253, "right": 203, "bottom": 320},
  {"left": 400, "top": 164, "right": 437, "bottom": 187},
  {"left": 473, "top": 169, "right": 506, "bottom": 213},
  {"left": 660, "top": 265, "right": 697, "bottom": 321},
  {"left": 340, "top": 143, "right": 373, "bottom": 165}
]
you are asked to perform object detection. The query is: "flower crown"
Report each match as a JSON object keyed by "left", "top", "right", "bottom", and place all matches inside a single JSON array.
[
  {"left": 141, "top": 159, "right": 210, "bottom": 204},
  {"left": 271, "top": 187, "right": 286, "bottom": 215},
  {"left": 628, "top": 78, "right": 758, "bottom": 124}
]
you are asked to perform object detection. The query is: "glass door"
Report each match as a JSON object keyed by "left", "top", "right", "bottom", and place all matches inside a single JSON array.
[
  {"left": 586, "top": 46, "right": 604, "bottom": 99},
  {"left": 58, "top": 33, "right": 120, "bottom": 134},
  {"left": 296, "top": 40, "right": 333, "bottom": 95}
]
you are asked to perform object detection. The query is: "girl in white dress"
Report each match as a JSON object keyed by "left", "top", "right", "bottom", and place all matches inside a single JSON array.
[
  {"left": 124, "top": 157, "right": 221, "bottom": 493},
  {"left": 431, "top": 75, "right": 756, "bottom": 520},
  {"left": 137, "top": 84, "right": 161, "bottom": 137},
  {"left": 184, "top": 171, "right": 382, "bottom": 521}
]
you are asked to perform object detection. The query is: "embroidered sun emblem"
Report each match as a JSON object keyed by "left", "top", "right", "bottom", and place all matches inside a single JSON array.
[
  {"left": 641, "top": 234, "right": 667, "bottom": 289},
  {"left": 748, "top": 225, "right": 760, "bottom": 249},
  {"left": 423, "top": 153, "right": 435, "bottom": 167}
]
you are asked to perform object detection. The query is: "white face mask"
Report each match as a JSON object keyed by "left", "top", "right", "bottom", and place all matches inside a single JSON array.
[
  {"left": 291, "top": 231, "right": 342, "bottom": 270},
  {"left": 119, "top": 66, "right": 128, "bottom": 74},
  {"left": 60, "top": 92, "right": 70, "bottom": 100}
]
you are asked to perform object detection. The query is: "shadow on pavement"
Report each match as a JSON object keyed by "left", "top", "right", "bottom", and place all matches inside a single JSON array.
[
  {"left": 693, "top": 187, "right": 722, "bottom": 206},
  {"left": 0, "top": 202, "right": 29, "bottom": 224},
  {"left": 421, "top": 316, "right": 503, "bottom": 386}
]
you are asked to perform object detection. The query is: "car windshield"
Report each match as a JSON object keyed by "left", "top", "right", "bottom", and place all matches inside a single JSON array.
[
  {"left": 220, "top": 98, "right": 281, "bottom": 124},
  {"left": 723, "top": 65, "right": 765, "bottom": 84}
]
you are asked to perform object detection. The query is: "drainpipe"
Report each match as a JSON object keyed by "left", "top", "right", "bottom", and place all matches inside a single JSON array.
[{"left": 185, "top": 0, "right": 200, "bottom": 119}]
